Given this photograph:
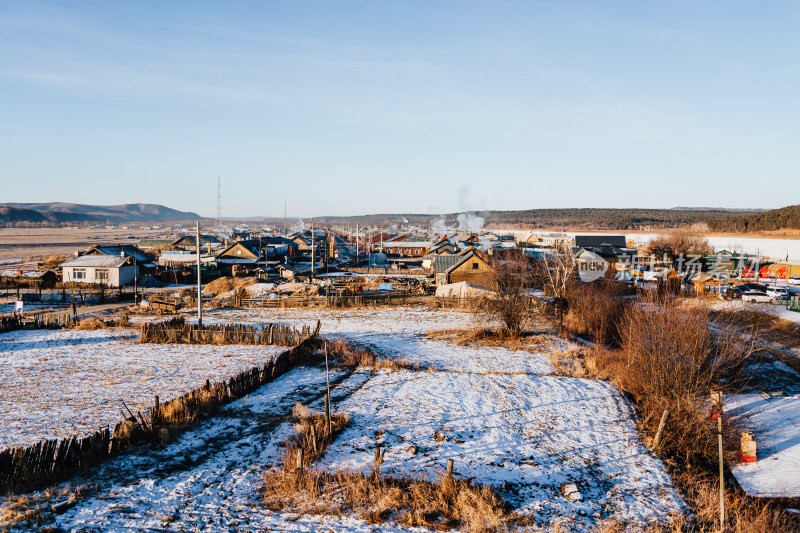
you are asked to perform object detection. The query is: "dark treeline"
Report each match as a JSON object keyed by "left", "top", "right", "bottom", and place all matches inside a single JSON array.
[
  {"left": 707, "top": 204, "right": 800, "bottom": 233},
  {"left": 315, "top": 208, "right": 744, "bottom": 230},
  {"left": 481, "top": 208, "right": 737, "bottom": 229}
]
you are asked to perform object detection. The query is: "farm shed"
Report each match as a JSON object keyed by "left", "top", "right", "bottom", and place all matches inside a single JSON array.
[
  {"left": 434, "top": 249, "right": 493, "bottom": 285},
  {"left": 0, "top": 269, "right": 57, "bottom": 289},
  {"left": 61, "top": 255, "right": 137, "bottom": 287}
]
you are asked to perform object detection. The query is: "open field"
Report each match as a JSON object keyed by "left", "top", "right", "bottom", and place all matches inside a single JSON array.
[
  {"left": 0, "top": 227, "right": 164, "bottom": 262},
  {"left": 1, "top": 307, "right": 685, "bottom": 531},
  {"left": 0, "top": 327, "right": 286, "bottom": 448}
]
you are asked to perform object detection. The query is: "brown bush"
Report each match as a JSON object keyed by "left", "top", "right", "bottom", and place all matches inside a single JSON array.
[
  {"left": 564, "top": 280, "right": 632, "bottom": 346},
  {"left": 619, "top": 303, "right": 752, "bottom": 408},
  {"left": 475, "top": 250, "right": 540, "bottom": 338}
]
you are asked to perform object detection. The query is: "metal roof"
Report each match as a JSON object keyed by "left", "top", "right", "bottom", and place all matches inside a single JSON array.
[
  {"left": 61, "top": 255, "right": 131, "bottom": 268},
  {"left": 574, "top": 235, "right": 626, "bottom": 248}
]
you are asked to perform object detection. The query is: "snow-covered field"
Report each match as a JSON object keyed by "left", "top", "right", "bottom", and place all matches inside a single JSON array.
[
  {"left": 0, "top": 327, "right": 286, "bottom": 448},
  {"left": 727, "top": 393, "right": 800, "bottom": 499},
  {"left": 319, "top": 370, "right": 682, "bottom": 527},
  {"left": 2, "top": 308, "right": 684, "bottom": 531}
]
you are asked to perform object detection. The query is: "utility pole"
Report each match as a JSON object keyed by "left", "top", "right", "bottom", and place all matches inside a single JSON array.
[
  {"left": 196, "top": 221, "right": 203, "bottom": 327},
  {"left": 356, "top": 223, "right": 359, "bottom": 264},
  {"left": 310, "top": 218, "right": 315, "bottom": 282},
  {"left": 216, "top": 176, "right": 222, "bottom": 229},
  {"left": 284, "top": 201, "right": 287, "bottom": 237}
]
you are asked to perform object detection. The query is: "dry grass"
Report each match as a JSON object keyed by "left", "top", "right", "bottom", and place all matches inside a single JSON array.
[
  {"left": 321, "top": 338, "right": 422, "bottom": 372},
  {"left": 0, "top": 485, "right": 87, "bottom": 530},
  {"left": 426, "top": 322, "right": 555, "bottom": 352},
  {"left": 74, "top": 317, "right": 108, "bottom": 330},
  {"left": 263, "top": 468, "right": 514, "bottom": 532},
  {"left": 287, "top": 401, "right": 350, "bottom": 466}
]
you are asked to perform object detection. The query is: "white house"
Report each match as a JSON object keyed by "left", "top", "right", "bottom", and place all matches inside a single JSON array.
[{"left": 61, "top": 255, "right": 137, "bottom": 287}]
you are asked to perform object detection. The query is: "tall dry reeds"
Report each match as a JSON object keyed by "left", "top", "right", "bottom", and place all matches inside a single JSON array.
[{"left": 565, "top": 280, "right": 632, "bottom": 346}]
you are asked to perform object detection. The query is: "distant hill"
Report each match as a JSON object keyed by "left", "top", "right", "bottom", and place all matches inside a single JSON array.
[
  {"left": 707, "top": 204, "right": 800, "bottom": 233},
  {"left": 1, "top": 203, "right": 201, "bottom": 225}
]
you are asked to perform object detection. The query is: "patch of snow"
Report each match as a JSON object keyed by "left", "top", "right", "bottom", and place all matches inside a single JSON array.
[
  {"left": 0, "top": 328, "right": 286, "bottom": 448},
  {"left": 727, "top": 393, "right": 800, "bottom": 498}
]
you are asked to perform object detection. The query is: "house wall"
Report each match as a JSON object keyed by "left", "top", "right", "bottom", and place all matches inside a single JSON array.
[
  {"left": 447, "top": 258, "right": 493, "bottom": 284},
  {"left": 62, "top": 265, "right": 137, "bottom": 287}
]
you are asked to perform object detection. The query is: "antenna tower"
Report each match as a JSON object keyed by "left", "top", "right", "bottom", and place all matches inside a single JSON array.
[{"left": 215, "top": 176, "right": 222, "bottom": 228}]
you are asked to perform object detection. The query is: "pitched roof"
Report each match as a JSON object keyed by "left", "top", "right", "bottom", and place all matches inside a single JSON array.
[
  {"left": 1, "top": 270, "right": 54, "bottom": 279},
  {"left": 61, "top": 255, "right": 131, "bottom": 268},
  {"left": 87, "top": 244, "right": 150, "bottom": 262}
]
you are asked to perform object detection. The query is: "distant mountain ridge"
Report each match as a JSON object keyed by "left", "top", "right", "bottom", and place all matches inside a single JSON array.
[{"left": 1, "top": 203, "right": 201, "bottom": 224}]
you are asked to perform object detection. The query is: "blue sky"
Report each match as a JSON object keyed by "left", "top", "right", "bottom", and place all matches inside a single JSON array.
[{"left": 1, "top": 1, "right": 798, "bottom": 218}]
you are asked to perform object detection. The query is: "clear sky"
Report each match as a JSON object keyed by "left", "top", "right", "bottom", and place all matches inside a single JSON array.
[{"left": 1, "top": 1, "right": 798, "bottom": 218}]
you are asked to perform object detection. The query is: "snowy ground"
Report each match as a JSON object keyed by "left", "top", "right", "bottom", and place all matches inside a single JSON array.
[
  {"left": 711, "top": 299, "right": 800, "bottom": 324},
  {"left": 727, "top": 393, "right": 800, "bottom": 499},
  {"left": 2, "top": 308, "right": 684, "bottom": 531},
  {"left": 0, "top": 327, "right": 287, "bottom": 448},
  {"left": 319, "top": 370, "right": 682, "bottom": 528}
]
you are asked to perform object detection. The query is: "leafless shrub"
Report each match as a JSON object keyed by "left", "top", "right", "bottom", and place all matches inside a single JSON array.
[
  {"left": 648, "top": 228, "right": 713, "bottom": 260},
  {"left": 620, "top": 302, "right": 753, "bottom": 407},
  {"left": 565, "top": 280, "right": 632, "bottom": 346},
  {"left": 476, "top": 249, "right": 540, "bottom": 338}
]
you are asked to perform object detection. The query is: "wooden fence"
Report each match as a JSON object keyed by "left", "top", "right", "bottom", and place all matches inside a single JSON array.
[
  {"left": 0, "top": 321, "right": 321, "bottom": 493},
  {"left": 139, "top": 317, "right": 316, "bottom": 346},
  {"left": 0, "top": 312, "right": 75, "bottom": 334},
  {"left": 242, "top": 293, "right": 435, "bottom": 309}
]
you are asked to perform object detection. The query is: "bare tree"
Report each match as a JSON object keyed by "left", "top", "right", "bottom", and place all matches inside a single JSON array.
[
  {"left": 478, "top": 250, "right": 539, "bottom": 337},
  {"left": 541, "top": 242, "right": 577, "bottom": 337},
  {"left": 648, "top": 227, "right": 713, "bottom": 261}
]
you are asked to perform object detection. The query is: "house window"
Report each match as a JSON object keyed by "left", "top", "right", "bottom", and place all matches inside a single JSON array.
[
  {"left": 472, "top": 262, "right": 479, "bottom": 270},
  {"left": 236, "top": 249, "right": 242, "bottom": 255},
  {"left": 414, "top": 249, "right": 420, "bottom": 254},
  {"left": 96, "top": 269, "right": 110, "bottom": 281},
  {"left": 73, "top": 268, "right": 86, "bottom": 280}
]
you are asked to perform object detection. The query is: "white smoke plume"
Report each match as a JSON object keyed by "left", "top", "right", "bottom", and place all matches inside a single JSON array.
[
  {"left": 431, "top": 216, "right": 447, "bottom": 235},
  {"left": 457, "top": 213, "right": 485, "bottom": 234},
  {"left": 397, "top": 217, "right": 409, "bottom": 224},
  {"left": 290, "top": 218, "right": 305, "bottom": 234}
]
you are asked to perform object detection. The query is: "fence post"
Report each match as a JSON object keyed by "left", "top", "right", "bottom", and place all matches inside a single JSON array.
[
  {"left": 718, "top": 416, "right": 725, "bottom": 528},
  {"left": 445, "top": 459, "right": 454, "bottom": 482},
  {"left": 652, "top": 409, "right": 669, "bottom": 450}
]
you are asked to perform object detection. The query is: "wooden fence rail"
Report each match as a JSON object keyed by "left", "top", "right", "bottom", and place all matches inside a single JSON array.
[
  {"left": 0, "top": 312, "right": 75, "bottom": 334},
  {"left": 139, "top": 317, "right": 315, "bottom": 346},
  {"left": 0, "top": 320, "right": 321, "bottom": 493}
]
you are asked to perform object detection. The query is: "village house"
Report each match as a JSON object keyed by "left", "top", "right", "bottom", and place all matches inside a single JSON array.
[
  {"left": 60, "top": 255, "right": 137, "bottom": 287},
  {"left": 433, "top": 249, "right": 493, "bottom": 285},
  {"left": 382, "top": 241, "right": 432, "bottom": 259},
  {"left": 172, "top": 234, "right": 222, "bottom": 252}
]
